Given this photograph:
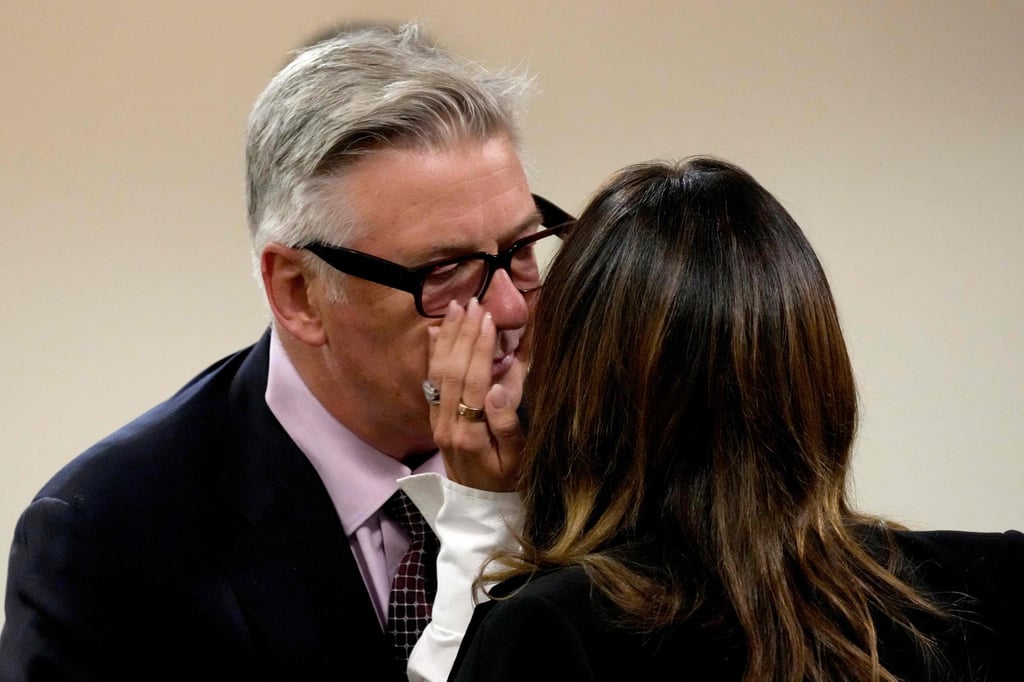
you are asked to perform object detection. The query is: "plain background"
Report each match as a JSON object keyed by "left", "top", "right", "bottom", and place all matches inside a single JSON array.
[{"left": 2, "top": 1, "right": 1021, "bottom": 628}]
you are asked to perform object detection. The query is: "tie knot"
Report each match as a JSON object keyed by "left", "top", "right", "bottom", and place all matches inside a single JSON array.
[{"left": 384, "top": 489, "right": 429, "bottom": 541}]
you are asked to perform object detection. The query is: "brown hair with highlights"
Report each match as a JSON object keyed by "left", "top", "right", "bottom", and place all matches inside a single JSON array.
[{"left": 487, "top": 157, "right": 944, "bottom": 681}]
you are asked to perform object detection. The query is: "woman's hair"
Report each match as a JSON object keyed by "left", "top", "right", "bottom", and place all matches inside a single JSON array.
[{"left": 489, "top": 157, "right": 944, "bottom": 681}]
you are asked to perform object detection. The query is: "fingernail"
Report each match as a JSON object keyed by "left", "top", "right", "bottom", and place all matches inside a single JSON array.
[{"left": 489, "top": 387, "right": 508, "bottom": 409}]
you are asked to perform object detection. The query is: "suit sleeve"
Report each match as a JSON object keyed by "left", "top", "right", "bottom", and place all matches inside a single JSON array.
[
  {"left": 448, "top": 590, "right": 598, "bottom": 682},
  {"left": 0, "top": 497, "right": 140, "bottom": 682}
]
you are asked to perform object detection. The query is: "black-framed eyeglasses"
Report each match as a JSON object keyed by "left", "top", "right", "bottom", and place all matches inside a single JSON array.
[{"left": 301, "top": 194, "right": 576, "bottom": 318}]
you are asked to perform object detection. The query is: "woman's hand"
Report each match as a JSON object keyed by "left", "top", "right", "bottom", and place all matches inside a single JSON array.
[{"left": 427, "top": 298, "right": 525, "bottom": 491}]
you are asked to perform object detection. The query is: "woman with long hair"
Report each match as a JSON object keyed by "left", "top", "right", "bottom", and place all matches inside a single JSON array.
[{"left": 414, "top": 156, "right": 1021, "bottom": 682}]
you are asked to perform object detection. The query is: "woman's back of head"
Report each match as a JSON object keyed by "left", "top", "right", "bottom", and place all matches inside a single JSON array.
[
  {"left": 515, "top": 156, "right": 941, "bottom": 681},
  {"left": 525, "top": 157, "right": 856, "bottom": 548}
]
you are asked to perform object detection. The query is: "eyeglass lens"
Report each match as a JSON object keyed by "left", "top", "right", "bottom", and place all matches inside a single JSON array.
[{"left": 419, "top": 230, "right": 562, "bottom": 316}]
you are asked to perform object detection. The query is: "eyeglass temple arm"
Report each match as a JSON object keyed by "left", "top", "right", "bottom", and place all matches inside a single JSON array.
[
  {"left": 531, "top": 194, "right": 576, "bottom": 230},
  {"left": 304, "top": 243, "right": 422, "bottom": 294}
]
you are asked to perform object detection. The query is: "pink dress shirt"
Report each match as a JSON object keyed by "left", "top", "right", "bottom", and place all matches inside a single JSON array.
[{"left": 264, "top": 329, "right": 446, "bottom": 626}]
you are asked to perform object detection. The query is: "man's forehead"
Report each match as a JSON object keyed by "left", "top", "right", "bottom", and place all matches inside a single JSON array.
[
  {"left": 337, "top": 139, "right": 534, "bottom": 247},
  {"left": 361, "top": 195, "right": 540, "bottom": 265}
]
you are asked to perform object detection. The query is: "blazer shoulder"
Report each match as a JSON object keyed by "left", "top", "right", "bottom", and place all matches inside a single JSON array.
[
  {"left": 890, "top": 528, "right": 1024, "bottom": 574},
  {"left": 878, "top": 529, "right": 1024, "bottom": 679},
  {"left": 488, "top": 565, "right": 591, "bottom": 600},
  {"left": 452, "top": 567, "right": 607, "bottom": 682},
  {"left": 31, "top": 333, "right": 274, "bottom": 523}
]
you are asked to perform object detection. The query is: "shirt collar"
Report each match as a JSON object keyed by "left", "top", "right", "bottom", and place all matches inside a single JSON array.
[{"left": 264, "top": 328, "right": 445, "bottom": 535}]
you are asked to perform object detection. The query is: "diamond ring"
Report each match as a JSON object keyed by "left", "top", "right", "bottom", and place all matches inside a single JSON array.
[{"left": 422, "top": 380, "right": 441, "bottom": 405}]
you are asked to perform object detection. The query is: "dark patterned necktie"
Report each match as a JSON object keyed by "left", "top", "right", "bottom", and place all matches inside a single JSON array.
[{"left": 384, "top": 489, "right": 439, "bottom": 665}]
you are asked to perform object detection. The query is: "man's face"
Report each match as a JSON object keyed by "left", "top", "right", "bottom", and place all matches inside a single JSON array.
[{"left": 312, "top": 134, "right": 537, "bottom": 459}]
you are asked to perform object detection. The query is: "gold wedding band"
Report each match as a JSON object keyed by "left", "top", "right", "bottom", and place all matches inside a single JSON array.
[{"left": 457, "top": 402, "right": 487, "bottom": 421}]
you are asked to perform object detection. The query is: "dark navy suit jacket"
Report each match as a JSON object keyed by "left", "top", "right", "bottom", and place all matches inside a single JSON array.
[{"left": 1, "top": 331, "right": 404, "bottom": 681}]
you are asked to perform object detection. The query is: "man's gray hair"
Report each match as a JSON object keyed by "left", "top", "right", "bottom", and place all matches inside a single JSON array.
[{"left": 245, "top": 22, "right": 534, "bottom": 290}]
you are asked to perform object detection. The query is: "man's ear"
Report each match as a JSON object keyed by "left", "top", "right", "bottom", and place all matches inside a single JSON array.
[{"left": 261, "top": 243, "right": 327, "bottom": 346}]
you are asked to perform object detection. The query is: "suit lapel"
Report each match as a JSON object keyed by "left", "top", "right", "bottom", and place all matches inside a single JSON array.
[{"left": 218, "top": 332, "right": 398, "bottom": 679}]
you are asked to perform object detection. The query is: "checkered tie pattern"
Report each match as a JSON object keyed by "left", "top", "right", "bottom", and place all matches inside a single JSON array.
[{"left": 384, "top": 489, "right": 439, "bottom": 665}]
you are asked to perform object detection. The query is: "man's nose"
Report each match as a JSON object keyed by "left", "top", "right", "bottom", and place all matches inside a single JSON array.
[{"left": 479, "top": 268, "right": 529, "bottom": 330}]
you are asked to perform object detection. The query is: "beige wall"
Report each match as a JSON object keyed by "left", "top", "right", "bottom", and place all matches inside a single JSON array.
[{"left": 2, "top": 1, "right": 1022, "bottom": 625}]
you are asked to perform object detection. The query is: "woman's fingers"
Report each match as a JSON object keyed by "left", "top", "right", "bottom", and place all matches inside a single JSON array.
[
  {"left": 484, "top": 383, "right": 525, "bottom": 488},
  {"left": 430, "top": 300, "right": 464, "bottom": 409},
  {"left": 458, "top": 306, "right": 495, "bottom": 418},
  {"left": 425, "top": 326, "right": 442, "bottom": 428},
  {"left": 425, "top": 297, "right": 523, "bottom": 490}
]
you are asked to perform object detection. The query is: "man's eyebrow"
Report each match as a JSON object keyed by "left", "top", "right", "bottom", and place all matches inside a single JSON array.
[
  {"left": 477, "top": 209, "right": 544, "bottom": 253},
  {"left": 417, "top": 207, "right": 546, "bottom": 261}
]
